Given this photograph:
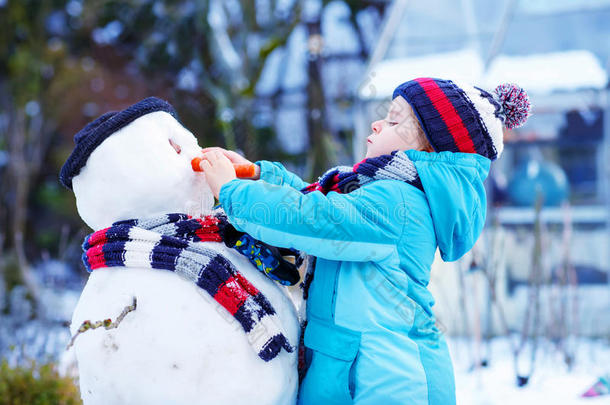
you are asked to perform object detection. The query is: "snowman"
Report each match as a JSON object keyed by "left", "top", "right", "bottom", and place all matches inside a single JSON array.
[{"left": 59, "top": 98, "right": 301, "bottom": 405}]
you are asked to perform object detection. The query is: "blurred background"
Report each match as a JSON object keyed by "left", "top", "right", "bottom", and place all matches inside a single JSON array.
[{"left": 0, "top": 0, "right": 609, "bottom": 403}]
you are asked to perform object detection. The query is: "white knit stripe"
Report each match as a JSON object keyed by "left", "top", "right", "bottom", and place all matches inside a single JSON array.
[
  {"left": 184, "top": 244, "right": 214, "bottom": 264},
  {"left": 256, "top": 310, "right": 286, "bottom": 339},
  {"left": 136, "top": 214, "right": 175, "bottom": 229},
  {"left": 337, "top": 166, "right": 353, "bottom": 174},
  {"left": 174, "top": 251, "right": 208, "bottom": 281},
  {"left": 356, "top": 173, "right": 369, "bottom": 184},
  {"left": 375, "top": 169, "right": 403, "bottom": 182},
  {"left": 123, "top": 229, "right": 161, "bottom": 268},
  {"left": 154, "top": 221, "right": 181, "bottom": 236},
  {"left": 122, "top": 244, "right": 153, "bottom": 268},
  {"left": 471, "top": 91, "right": 504, "bottom": 158},
  {"left": 453, "top": 80, "right": 504, "bottom": 158},
  {"left": 385, "top": 154, "right": 418, "bottom": 181},
  {"left": 247, "top": 322, "right": 270, "bottom": 353},
  {"left": 246, "top": 312, "right": 289, "bottom": 353},
  {"left": 186, "top": 241, "right": 224, "bottom": 260},
  {"left": 127, "top": 227, "right": 164, "bottom": 243}
]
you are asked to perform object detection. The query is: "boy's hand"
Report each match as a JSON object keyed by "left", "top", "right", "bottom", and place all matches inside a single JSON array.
[
  {"left": 200, "top": 147, "right": 260, "bottom": 180},
  {"left": 199, "top": 151, "right": 237, "bottom": 199},
  {"left": 201, "top": 147, "right": 251, "bottom": 166}
]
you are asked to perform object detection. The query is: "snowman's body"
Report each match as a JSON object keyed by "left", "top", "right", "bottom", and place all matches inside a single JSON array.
[{"left": 67, "top": 108, "right": 300, "bottom": 405}]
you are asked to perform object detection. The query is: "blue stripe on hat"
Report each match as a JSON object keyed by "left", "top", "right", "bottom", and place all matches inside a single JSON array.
[
  {"left": 394, "top": 78, "right": 498, "bottom": 159},
  {"left": 395, "top": 80, "right": 460, "bottom": 153}
]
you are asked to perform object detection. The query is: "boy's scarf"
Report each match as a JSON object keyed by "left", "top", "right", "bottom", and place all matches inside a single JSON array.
[
  {"left": 302, "top": 150, "right": 423, "bottom": 195},
  {"left": 82, "top": 213, "right": 293, "bottom": 362}
]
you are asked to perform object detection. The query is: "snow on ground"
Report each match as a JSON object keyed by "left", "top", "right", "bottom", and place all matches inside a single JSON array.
[{"left": 448, "top": 337, "right": 610, "bottom": 405}]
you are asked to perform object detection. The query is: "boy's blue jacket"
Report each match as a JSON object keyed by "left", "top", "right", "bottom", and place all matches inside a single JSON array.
[{"left": 218, "top": 150, "right": 491, "bottom": 405}]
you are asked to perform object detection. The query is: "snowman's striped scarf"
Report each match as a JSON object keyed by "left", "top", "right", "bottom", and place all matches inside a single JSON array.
[
  {"left": 82, "top": 213, "right": 293, "bottom": 362},
  {"left": 302, "top": 150, "right": 423, "bottom": 195}
]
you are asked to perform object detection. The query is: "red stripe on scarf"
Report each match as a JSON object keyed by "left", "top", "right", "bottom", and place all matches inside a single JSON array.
[
  {"left": 303, "top": 183, "right": 320, "bottom": 193},
  {"left": 214, "top": 276, "right": 250, "bottom": 315},
  {"left": 86, "top": 227, "right": 110, "bottom": 247},
  {"left": 353, "top": 157, "right": 367, "bottom": 171},
  {"left": 194, "top": 217, "right": 223, "bottom": 242},
  {"left": 233, "top": 271, "right": 260, "bottom": 296},
  {"left": 87, "top": 228, "right": 109, "bottom": 269}
]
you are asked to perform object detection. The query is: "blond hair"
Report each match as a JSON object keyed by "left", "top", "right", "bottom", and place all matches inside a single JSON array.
[{"left": 415, "top": 122, "right": 434, "bottom": 152}]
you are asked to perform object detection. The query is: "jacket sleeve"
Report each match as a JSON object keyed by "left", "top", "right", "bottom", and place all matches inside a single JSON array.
[
  {"left": 218, "top": 178, "right": 407, "bottom": 263},
  {"left": 255, "top": 160, "right": 311, "bottom": 190}
]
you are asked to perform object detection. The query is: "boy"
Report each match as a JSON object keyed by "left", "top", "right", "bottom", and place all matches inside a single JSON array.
[{"left": 199, "top": 78, "right": 530, "bottom": 404}]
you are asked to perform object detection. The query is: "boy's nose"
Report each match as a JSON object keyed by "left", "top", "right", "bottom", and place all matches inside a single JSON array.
[{"left": 371, "top": 120, "right": 383, "bottom": 134}]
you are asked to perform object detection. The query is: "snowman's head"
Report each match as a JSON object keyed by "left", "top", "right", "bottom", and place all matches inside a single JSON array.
[{"left": 60, "top": 98, "right": 213, "bottom": 230}]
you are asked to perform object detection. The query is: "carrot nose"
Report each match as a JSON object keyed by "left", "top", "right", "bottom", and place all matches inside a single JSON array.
[
  {"left": 191, "top": 156, "right": 256, "bottom": 178},
  {"left": 191, "top": 157, "right": 204, "bottom": 172},
  {"left": 233, "top": 163, "right": 257, "bottom": 178}
]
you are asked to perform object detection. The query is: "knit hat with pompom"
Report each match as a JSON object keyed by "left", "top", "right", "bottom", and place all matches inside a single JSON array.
[{"left": 393, "top": 78, "right": 531, "bottom": 161}]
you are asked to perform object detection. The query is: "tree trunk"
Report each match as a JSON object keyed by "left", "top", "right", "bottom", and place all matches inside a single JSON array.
[
  {"left": 305, "top": 19, "right": 336, "bottom": 180},
  {"left": 7, "top": 105, "right": 41, "bottom": 310}
]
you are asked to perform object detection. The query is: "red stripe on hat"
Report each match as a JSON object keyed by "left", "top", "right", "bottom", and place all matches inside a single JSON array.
[{"left": 415, "top": 78, "right": 476, "bottom": 153}]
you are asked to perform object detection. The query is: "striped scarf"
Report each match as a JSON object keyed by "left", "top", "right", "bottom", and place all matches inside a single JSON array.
[
  {"left": 82, "top": 213, "right": 294, "bottom": 362},
  {"left": 302, "top": 150, "right": 423, "bottom": 195}
]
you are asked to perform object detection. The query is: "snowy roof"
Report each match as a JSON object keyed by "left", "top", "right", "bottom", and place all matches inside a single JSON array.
[
  {"left": 359, "top": 49, "right": 608, "bottom": 100},
  {"left": 484, "top": 50, "right": 608, "bottom": 95},
  {"left": 358, "top": 48, "right": 483, "bottom": 100}
]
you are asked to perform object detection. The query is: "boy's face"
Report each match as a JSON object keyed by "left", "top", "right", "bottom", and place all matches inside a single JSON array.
[{"left": 365, "top": 95, "right": 431, "bottom": 158}]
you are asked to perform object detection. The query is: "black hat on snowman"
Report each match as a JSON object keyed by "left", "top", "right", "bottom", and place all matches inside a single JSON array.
[{"left": 60, "top": 97, "right": 177, "bottom": 190}]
